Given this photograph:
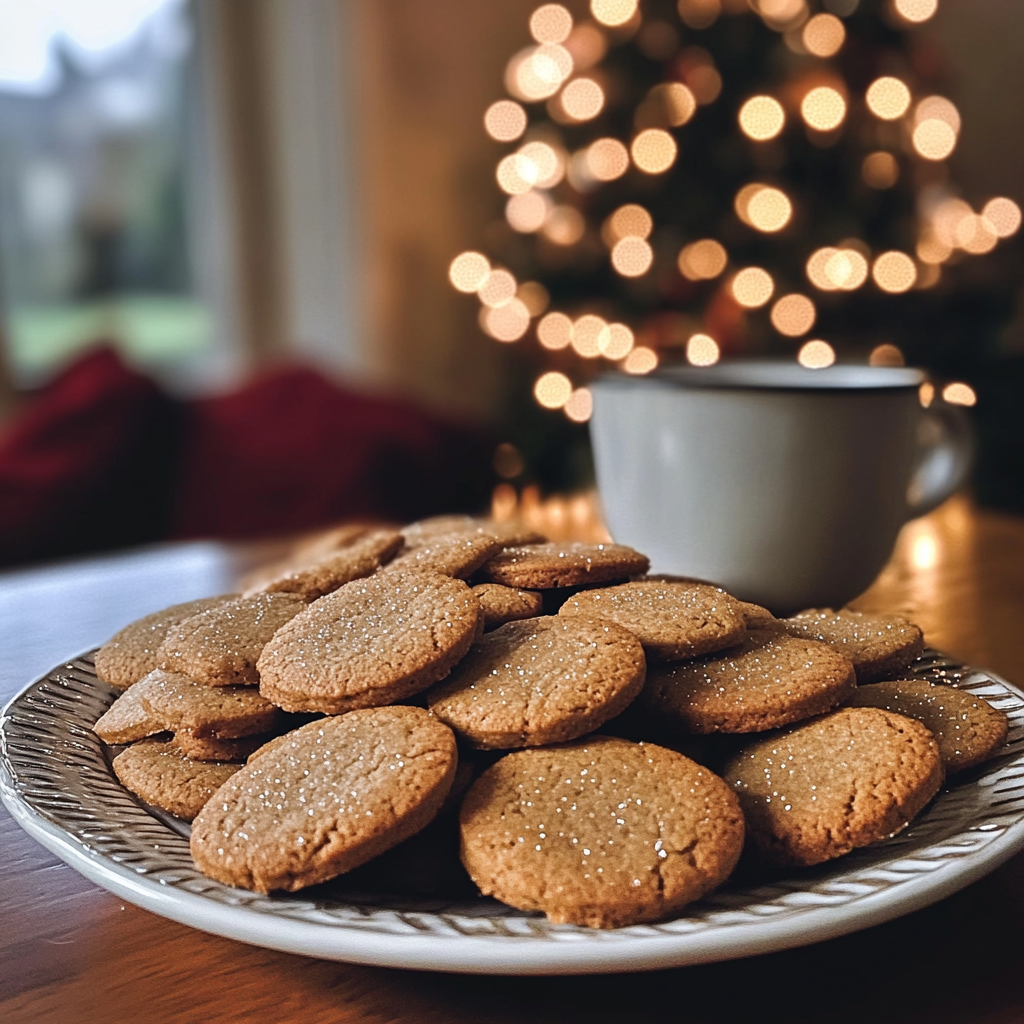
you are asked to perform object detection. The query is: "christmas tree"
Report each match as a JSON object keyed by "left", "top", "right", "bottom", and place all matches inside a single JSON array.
[{"left": 450, "top": 0, "right": 1021, "bottom": 494}]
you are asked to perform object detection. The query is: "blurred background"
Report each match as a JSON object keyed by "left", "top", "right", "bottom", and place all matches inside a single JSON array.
[{"left": 0, "top": 0, "right": 1022, "bottom": 567}]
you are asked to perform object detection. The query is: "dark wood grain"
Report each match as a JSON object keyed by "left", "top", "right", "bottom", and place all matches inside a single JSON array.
[{"left": 3, "top": 498, "right": 1024, "bottom": 1024}]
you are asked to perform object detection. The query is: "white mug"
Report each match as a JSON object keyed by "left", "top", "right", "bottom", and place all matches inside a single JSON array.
[{"left": 589, "top": 362, "right": 973, "bottom": 614}]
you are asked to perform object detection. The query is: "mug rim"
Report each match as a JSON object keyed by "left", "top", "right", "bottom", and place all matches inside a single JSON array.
[{"left": 594, "top": 361, "right": 925, "bottom": 392}]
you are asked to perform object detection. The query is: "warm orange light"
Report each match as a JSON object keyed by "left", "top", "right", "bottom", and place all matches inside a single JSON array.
[
  {"left": 564, "top": 387, "right": 593, "bottom": 422},
  {"left": 913, "top": 119, "right": 956, "bottom": 160},
  {"left": 798, "top": 339, "right": 836, "bottom": 368},
  {"left": 801, "top": 86, "right": 846, "bottom": 131},
  {"left": 611, "top": 237, "right": 654, "bottom": 277},
  {"left": 510, "top": 44, "right": 573, "bottom": 102},
  {"left": 485, "top": 100, "right": 527, "bottom": 142},
  {"left": 955, "top": 214, "right": 998, "bottom": 255},
  {"left": 932, "top": 198, "right": 973, "bottom": 246},
  {"left": 517, "top": 281, "right": 549, "bottom": 316},
  {"left": 919, "top": 381, "right": 935, "bottom": 407},
  {"left": 943, "top": 382, "right": 977, "bottom": 407},
  {"left": 591, "top": 0, "right": 638, "bottom": 27},
  {"left": 914, "top": 96, "right": 960, "bottom": 134},
  {"left": 982, "top": 197, "right": 1022, "bottom": 239},
  {"left": 747, "top": 187, "right": 792, "bottom": 232},
  {"left": 537, "top": 311, "right": 573, "bottom": 349},
  {"left": 802, "top": 13, "right": 845, "bottom": 57},
  {"left": 560, "top": 78, "right": 605, "bottom": 121},
  {"left": 872, "top": 251, "right": 917, "bottom": 293},
  {"left": 770, "top": 294, "right": 816, "bottom": 336},
  {"left": 641, "top": 82, "right": 697, "bottom": 128},
  {"left": 600, "top": 323, "right": 635, "bottom": 359},
  {"left": 734, "top": 183, "right": 762, "bottom": 225},
  {"left": 607, "top": 204, "right": 653, "bottom": 243},
  {"left": 869, "top": 343, "right": 905, "bottom": 366},
  {"left": 530, "top": 4, "right": 573, "bottom": 44},
  {"left": 916, "top": 263, "right": 941, "bottom": 289},
  {"left": 543, "top": 205, "right": 586, "bottom": 245},
  {"left": 564, "top": 24, "right": 607, "bottom": 69},
  {"left": 586, "top": 138, "right": 630, "bottom": 180},
  {"left": 862, "top": 151, "right": 899, "bottom": 189},
  {"left": 678, "top": 239, "right": 728, "bottom": 281},
  {"left": 478, "top": 268, "right": 518, "bottom": 307},
  {"left": 623, "top": 346, "right": 658, "bottom": 374},
  {"left": 866, "top": 77, "right": 911, "bottom": 121},
  {"left": 518, "top": 141, "right": 562, "bottom": 188},
  {"left": 484, "top": 298, "right": 531, "bottom": 341},
  {"left": 686, "top": 333, "right": 720, "bottom": 366},
  {"left": 732, "top": 267, "right": 775, "bottom": 308},
  {"left": 506, "top": 191, "right": 549, "bottom": 232},
  {"left": 535, "top": 371, "right": 573, "bottom": 408},
  {"left": 449, "top": 251, "right": 491, "bottom": 293},
  {"left": 497, "top": 154, "right": 535, "bottom": 194},
  {"left": 572, "top": 314, "right": 609, "bottom": 358},
  {"left": 806, "top": 247, "right": 838, "bottom": 290},
  {"left": 824, "top": 248, "right": 868, "bottom": 290},
  {"left": 632, "top": 129, "right": 678, "bottom": 174},
  {"left": 755, "top": 0, "right": 807, "bottom": 30},
  {"left": 677, "top": 0, "right": 721, "bottom": 30},
  {"left": 688, "top": 65, "right": 723, "bottom": 105},
  {"left": 916, "top": 233, "right": 952, "bottom": 265},
  {"left": 739, "top": 96, "right": 785, "bottom": 141},
  {"left": 894, "top": 0, "right": 938, "bottom": 24}
]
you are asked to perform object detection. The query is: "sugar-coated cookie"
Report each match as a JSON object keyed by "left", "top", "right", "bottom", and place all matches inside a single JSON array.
[
  {"left": 173, "top": 730, "right": 272, "bottom": 763},
  {"left": 382, "top": 531, "right": 506, "bottom": 579},
  {"left": 471, "top": 583, "right": 544, "bottom": 630},
  {"left": 189, "top": 706, "right": 457, "bottom": 893},
  {"left": 479, "top": 542, "right": 650, "bottom": 589},
  {"left": 459, "top": 736, "right": 744, "bottom": 928}
]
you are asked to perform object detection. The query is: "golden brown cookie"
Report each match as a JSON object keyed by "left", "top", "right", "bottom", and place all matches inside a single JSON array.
[
  {"left": 382, "top": 531, "right": 506, "bottom": 579},
  {"left": 723, "top": 706, "right": 944, "bottom": 867},
  {"left": 94, "top": 596, "right": 235, "bottom": 689},
  {"left": 471, "top": 583, "right": 544, "bottom": 630},
  {"left": 459, "top": 736, "right": 745, "bottom": 928},
  {"left": 112, "top": 739, "right": 240, "bottom": 820},
  {"left": 93, "top": 669, "right": 285, "bottom": 744},
  {"left": 735, "top": 601, "right": 777, "bottom": 629},
  {"left": 257, "top": 571, "right": 483, "bottom": 714},
  {"left": 782, "top": 608, "right": 925, "bottom": 683},
  {"left": 401, "top": 516, "right": 545, "bottom": 547},
  {"left": 558, "top": 580, "right": 747, "bottom": 662},
  {"left": 243, "top": 528, "right": 403, "bottom": 602},
  {"left": 157, "top": 593, "right": 305, "bottom": 687},
  {"left": 640, "top": 628, "right": 857, "bottom": 734},
  {"left": 173, "top": 730, "right": 272, "bottom": 763},
  {"left": 844, "top": 679, "right": 1009, "bottom": 774},
  {"left": 479, "top": 542, "right": 650, "bottom": 589},
  {"left": 189, "top": 706, "right": 458, "bottom": 893},
  {"left": 426, "top": 616, "right": 646, "bottom": 749}
]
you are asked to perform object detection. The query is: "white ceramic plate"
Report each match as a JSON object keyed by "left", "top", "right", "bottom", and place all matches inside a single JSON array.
[{"left": 2, "top": 650, "right": 1024, "bottom": 975}]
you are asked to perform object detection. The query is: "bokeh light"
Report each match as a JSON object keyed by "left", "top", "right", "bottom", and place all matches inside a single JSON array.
[
  {"left": 734, "top": 183, "right": 763, "bottom": 224},
  {"left": 611, "top": 237, "right": 654, "bottom": 276},
  {"left": 587, "top": 138, "right": 630, "bottom": 180},
  {"left": 686, "top": 333, "right": 720, "bottom": 366},
  {"left": 623, "top": 346, "right": 658, "bottom": 374},
  {"left": 806, "top": 247, "right": 838, "bottom": 290},
  {"left": 534, "top": 371, "right": 573, "bottom": 408},
  {"left": 770, "top": 294, "right": 816, "bottom": 336},
  {"left": 932, "top": 198, "right": 973, "bottom": 246},
  {"left": 798, "top": 340, "right": 836, "bottom": 368},
  {"left": 517, "top": 281, "right": 549, "bottom": 316},
  {"left": 530, "top": 4, "right": 573, "bottom": 44},
  {"left": 537, "top": 311, "right": 573, "bottom": 349},
  {"left": 497, "top": 154, "right": 535, "bottom": 194},
  {"left": 747, "top": 186, "right": 792, "bottom": 232},
  {"left": 862, "top": 151, "right": 899, "bottom": 189},
  {"left": 509, "top": 43, "right": 573, "bottom": 102},
  {"left": 640, "top": 82, "right": 697, "bottom": 128},
  {"left": 688, "top": 65, "right": 723, "bottom": 105},
  {"left": 913, "top": 119, "right": 957, "bottom": 160},
  {"left": 600, "top": 323, "right": 635, "bottom": 359},
  {"left": 942, "top": 382, "right": 977, "bottom": 407},
  {"left": 449, "top": 251, "right": 491, "bottom": 293},
  {"left": 591, "top": 0, "right": 638, "bottom": 27},
  {"left": 564, "top": 24, "right": 607, "bottom": 69},
  {"left": 560, "top": 77, "right": 605, "bottom": 121},
  {"left": 919, "top": 382, "right": 935, "bottom": 407},
  {"left": 872, "top": 251, "right": 917, "bottom": 293},
  {"left": 756, "top": 0, "right": 807, "bottom": 30},
  {"left": 543, "top": 205, "right": 586, "bottom": 245},
  {"left": 632, "top": 129, "right": 678, "bottom": 174},
  {"left": 572, "top": 314, "right": 609, "bottom": 357},
  {"left": 825, "top": 248, "right": 868, "bottom": 290},
  {"left": 506, "top": 191, "right": 550, "bottom": 232},
  {"left": 801, "top": 86, "right": 846, "bottom": 131},
  {"left": 982, "top": 197, "right": 1022, "bottom": 238},
  {"left": 916, "top": 233, "right": 952, "bottom": 264},
  {"left": 866, "top": 77, "right": 911, "bottom": 121},
  {"left": 606, "top": 204, "right": 653, "bottom": 242},
  {"left": 485, "top": 100, "right": 528, "bottom": 142},
  {"left": 732, "top": 267, "right": 775, "bottom": 307},
  {"left": 564, "top": 387, "right": 594, "bottom": 422},
  {"left": 894, "top": 0, "right": 938, "bottom": 24},
  {"left": 678, "top": 239, "right": 728, "bottom": 280},
  {"left": 739, "top": 96, "right": 785, "bottom": 141},
  {"left": 518, "top": 141, "right": 563, "bottom": 188},
  {"left": 954, "top": 214, "right": 997, "bottom": 254},
  {"left": 484, "top": 298, "right": 531, "bottom": 341},
  {"left": 914, "top": 96, "right": 960, "bottom": 134},
  {"left": 869, "top": 343, "right": 905, "bottom": 366},
  {"left": 802, "top": 13, "right": 845, "bottom": 56},
  {"left": 479, "top": 268, "right": 518, "bottom": 307},
  {"left": 678, "top": 0, "right": 722, "bottom": 30}
]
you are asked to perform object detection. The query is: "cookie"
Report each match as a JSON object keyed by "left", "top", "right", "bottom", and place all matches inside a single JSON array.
[
  {"left": 157, "top": 593, "right": 305, "bottom": 687},
  {"left": 189, "top": 706, "right": 458, "bottom": 893},
  {"left": 243, "top": 528, "right": 403, "bottom": 602},
  {"left": 93, "top": 669, "right": 285, "bottom": 744},
  {"left": 426, "top": 616, "right": 646, "bottom": 749},
  {"left": 94, "top": 596, "right": 235, "bottom": 689},
  {"left": 382, "top": 530, "right": 506, "bottom": 579},
  {"left": 558, "top": 580, "right": 747, "bottom": 662},
  {"left": 479, "top": 542, "right": 650, "bottom": 589},
  {"left": 735, "top": 601, "right": 776, "bottom": 629},
  {"left": 723, "top": 706, "right": 944, "bottom": 867},
  {"left": 112, "top": 739, "right": 240, "bottom": 820},
  {"left": 401, "top": 516, "right": 545, "bottom": 547},
  {"left": 257, "top": 571, "right": 483, "bottom": 714},
  {"left": 458, "top": 736, "right": 745, "bottom": 928},
  {"left": 844, "top": 679, "right": 1009, "bottom": 774},
  {"left": 174, "top": 730, "right": 272, "bottom": 763},
  {"left": 471, "top": 583, "right": 544, "bottom": 630},
  {"left": 782, "top": 608, "right": 925, "bottom": 683},
  {"left": 640, "top": 628, "right": 857, "bottom": 734}
]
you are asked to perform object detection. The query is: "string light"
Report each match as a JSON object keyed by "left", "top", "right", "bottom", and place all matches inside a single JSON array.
[
  {"left": 982, "top": 198, "right": 1022, "bottom": 238},
  {"left": 571, "top": 314, "right": 609, "bottom": 357},
  {"left": 869, "top": 343, "right": 905, "bottom": 366},
  {"left": 600, "top": 323, "right": 635, "bottom": 358},
  {"left": 825, "top": 248, "right": 868, "bottom": 290},
  {"left": 485, "top": 101, "right": 527, "bottom": 142},
  {"left": 732, "top": 267, "right": 775, "bottom": 307},
  {"left": 686, "top": 333, "right": 720, "bottom": 365},
  {"left": 802, "top": 13, "right": 845, "bottom": 56},
  {"left": 738, "top": 96, "right": 785, "bottom": 140},
  {"left": 747, "top": 186, "right": 792, "bottom": 232},
  {"left": 932, "top": 198, "right": 973, "bottom": 246},
  {"left": 534, "top": 371, "right": 573, "bottom": 408},
  {"left": 518, "top": 141, "right": 563, "bottom": 188},
  {"left": 506, "top": 191, "right": 550, "bottom": 232},
  {"left": 484, "top": 298, "right": 531, "bottom": 341},
  {"left": 916, "top": 232, "right": 952, "bottom": 264},
  {"left": 478, "top": 268, "right": 518, "bottom": 307},
  {"left": 913, "top": 119, "right": 957, "bottom": 160},
  {"left": 586, "top": 138, "right": 630, "bottom": 180},
  {"left": 537, "top": 311, "right": 573, "bottom": 349},
  {"left": 919, "top": 382, "right": 935, "bottom": 407},
  {"left": 866, "top": 77, "right": 911, "bottom": 121},
  {"left": 564, "top": 387, "right": 594, "bottom": 422},
  {"left": 915, "top": 96, "right": 960, "bottom": 134},
  {"left": 632, "top": 129, "right": 678, "bottom": 174},
  {"left": 497, "top": 154, "right": 535, "bottom": 194},
  {"left": 606, "top": 204, "right": 653, "bottom": 243},
  {"left": 862, "top": 151, "right": 899, "bottom": 189},
  {"left": 591, "top": 0, "right": 638, "bottom": 27},
  {"left": 893, "top": 0, "right": 938, "bottom": 25},
  {"left": 872, "top": 251, "right": 917, "bottom": 293},
  {"left": 560, "top": 78, "right": 605, "bottom": 121},
  {"left": 530, "top": 4, "right": 573, "bottom": 44},
  {"left": 755, "top": 0, "right": 807, "bottom": 31},
  {"left": 564, "top": 23, "right": 607, "bottom": 69},
  {"left": 543, "top": 205, "right": 586, "bottom": 244},
  {"left": 623, "top": 346, "right": 658, "bottom": 374},
  {"left": 801, "top": 86, "right": 846, "bottom": 131},
  {"left": 954, "top": 214, "right": 997, "bottom": 254},
  {"left": 678, "top": 239, "right": 728, "bottom": 280},
  {"left": 770, "top": 294, "right": 816, "bottom": 336},
  {"left": 517, "top": 281, "right": 550, "bottom": 316},
  {"left": 611, "top": 236, "right": 654, "bottom": 276},
  {"left": 942, "top": 382, "right": 977, "bottom": 406},
  {"left": 798, "top": 339, "right": 835, "bottom": 368},
  {"left": 654, "top": 83, "right": 697, "bottom": 126},
  {"left": 449, "top": 252, "right": 491, "bottom": 293}
]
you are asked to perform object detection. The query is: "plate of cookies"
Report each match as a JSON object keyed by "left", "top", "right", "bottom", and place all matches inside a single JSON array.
[{"left": 2, "top": 516, "right": 1024, "bottom": 975}]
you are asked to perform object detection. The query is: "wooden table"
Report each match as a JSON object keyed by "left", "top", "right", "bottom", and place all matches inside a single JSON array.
[{"left": 3, "top": 497, "right": 1024, "bottom": 1024}]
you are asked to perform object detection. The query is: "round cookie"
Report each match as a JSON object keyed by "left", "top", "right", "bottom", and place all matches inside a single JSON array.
[
  {"left": 174, "top": 730, "right": 272, "bottom": 763},
  {"left": 189, "top": 706, "right": 458, "bottom": 893},
  {"left": 112, "top": 739, "right": 240, "bottom": 820},
  {"left": 640, "top": 628, "right": 857, "bottom": 734},
  {"left": 93, "top": 669, "right": 285, "bottom": 744},
  {"left": 558, "top": 580, "right": 747, "bottom": 662},
  {"left": 782, "top": 608, "right": 925, "bottom": 683},
  {"left": 157, "top": 593, "right": 305, "bottom": 687},
  {"left": 257, "top": 571, "right": 482, "bottom": 714},
  {"left": 734, "top": 601, "right": 777, "bottom": 629},
  {"left": 723, "top": 706, "right": 944, "bottom": 867},
  {"left": 382, "top": 531, "right": 506, "bottom": 579},
  {"left": 426, "top": 616, "right": 646, "bottom": 749},
  {"left": 94, "top": 595, "right": 235, "bottom": 689},
  {"left": 472, "top": 583, "right": 544, "bottom": 630},
  {"left": 402, "top": 516, "right": 545, "bottom": 548},
  {"left": 478, "top": 542, "right": 650, "bottom": 590},
  {"left": 844, "top": 679, "right": 1008, "bottom": 774},
  {"left": 458, "top": 736, "right": 745, "bottom": 928}
]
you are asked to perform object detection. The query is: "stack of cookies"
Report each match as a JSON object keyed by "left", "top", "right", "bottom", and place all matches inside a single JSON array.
[{"left": 91, "top": 516, "right": 1009, "bottom": 929}]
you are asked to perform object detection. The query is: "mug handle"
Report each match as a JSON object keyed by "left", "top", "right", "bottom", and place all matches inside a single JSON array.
[{"left": 905, "top": 400, "right": 975, "bottom": 518}]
